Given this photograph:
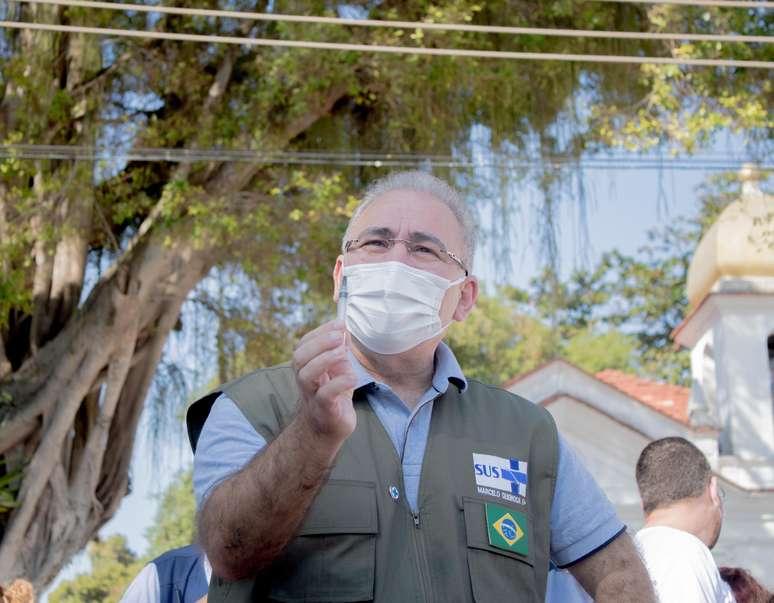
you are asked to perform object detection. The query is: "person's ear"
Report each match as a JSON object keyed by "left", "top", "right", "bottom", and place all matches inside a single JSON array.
[
  {"left": 708, "top": 475, "right": 721, "bottom": 506},
  {"left": 332, "top": 255, "right": 344, "bottom": 302},
  {"left": 452, "top": 276, "right": 479, "bottom": 322}
]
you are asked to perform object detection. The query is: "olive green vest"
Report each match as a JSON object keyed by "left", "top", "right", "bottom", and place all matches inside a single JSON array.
[{"left": 187, "top": 365, "right": 559, "bottom": 603}]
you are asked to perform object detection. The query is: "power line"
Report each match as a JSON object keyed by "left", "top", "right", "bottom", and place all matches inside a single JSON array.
[
  {"left": 2, "top": 144, "right": 770, "bottom": 171},
  {"left": 593, "top": 0, "right": 774, "bottom": 8},
  {"left": 1, "top": 20, "right": 771, "bottom": 68},
  {"left": 14, "top": 0, "right": 772, "bottom": 45}
]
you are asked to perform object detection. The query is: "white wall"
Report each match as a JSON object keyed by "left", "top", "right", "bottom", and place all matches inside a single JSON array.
[{"left": 546, "top": 397, "right": 774, "bottom": 589}]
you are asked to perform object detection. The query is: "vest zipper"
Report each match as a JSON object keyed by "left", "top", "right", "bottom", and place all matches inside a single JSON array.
[
  {"left": 406, "top": 396, "right": 439, "bottom": 601},
  {"left": 409, "top": 511, "right": 434, "bottom": 602}
]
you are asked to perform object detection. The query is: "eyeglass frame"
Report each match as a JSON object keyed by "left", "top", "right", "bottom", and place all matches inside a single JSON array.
[{"left": 344, "top": 237, "right": 469, "bottom": 276}]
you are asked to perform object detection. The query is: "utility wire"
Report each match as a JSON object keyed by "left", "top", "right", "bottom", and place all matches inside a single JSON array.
[
  {"left": 2, "top": 144, "right": 770, "bottom": 171},
  {"left": 593, "top": 0, "right": 774, "bottom": 8},
  {"left": 1, "top": 21, "right": 771, "bottom": 68},
  {"left": 13, "top": 0, "right": 773, "bottom": 44}
]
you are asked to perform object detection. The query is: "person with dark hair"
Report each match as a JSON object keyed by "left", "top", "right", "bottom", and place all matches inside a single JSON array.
[
  {"left": 634, "top": 436, "right": 735, "bottom": 602},
  {"left": 719, "top": 567, "right": 773, "bottom": 603}
]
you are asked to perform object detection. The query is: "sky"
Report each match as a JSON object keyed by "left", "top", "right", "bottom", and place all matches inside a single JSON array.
[{"left": 42, "top": 161, "right": 729, "bottom": 599}]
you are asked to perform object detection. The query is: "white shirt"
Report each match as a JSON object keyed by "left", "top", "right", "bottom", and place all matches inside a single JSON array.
[
  {"left": 119, "top": 556, "right": 212, "bottom": 603},
  {"left": 635, "top": 526, "right": 735, "bottom": 603}
]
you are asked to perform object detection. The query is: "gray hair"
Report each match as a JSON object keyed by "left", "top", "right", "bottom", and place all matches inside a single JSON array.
[{"left": 343, "top": 171, "right": 477, "bottom": 270}]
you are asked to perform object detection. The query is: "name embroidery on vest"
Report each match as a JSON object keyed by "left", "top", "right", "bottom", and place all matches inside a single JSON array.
[{"left": 472, "top": 452, "right": 528, "bottom": 505}]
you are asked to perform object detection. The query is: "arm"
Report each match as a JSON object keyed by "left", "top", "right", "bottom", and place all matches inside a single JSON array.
[
  {"left": 568, "top": 531, "right": 657, "bottom": 603},
  {"left": 198, "top": 320, "right": 358, "bottom": 580}
]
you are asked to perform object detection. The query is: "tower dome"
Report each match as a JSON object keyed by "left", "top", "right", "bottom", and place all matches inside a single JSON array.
[{"left": 686, "top": 165, "right": 774, "bottom": 308}]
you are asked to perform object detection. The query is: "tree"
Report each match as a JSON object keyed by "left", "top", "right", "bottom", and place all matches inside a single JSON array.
[
  {"left": 448, "top": 289, "right": 637, "bottom": 384},
  {"left": 144, "top": 471, "right": 196, "bottom": 561},
  {"left": 0, "top": 0, "right": 768, "bottom": 589},
  {"left": 447, "top": 290, "right": 557, "bottom": 385},
  {"left": 47, "top": 536, "right": 143, "bottom": 603},
  {"left": 524, "top": 174, "right": 756, "bottom": 384},
  {"left": 562, "top": 328, "right": 637, "bottom": 375}
]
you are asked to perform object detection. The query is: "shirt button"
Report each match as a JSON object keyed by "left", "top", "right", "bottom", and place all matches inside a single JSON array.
[{"left": 388, "top": 486, "right": 400, "bottom": 500}]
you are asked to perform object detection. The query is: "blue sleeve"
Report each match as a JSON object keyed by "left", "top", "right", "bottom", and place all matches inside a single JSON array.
[
  {"left": 192, "top": 394, "right": 267, "bottom": 510},
  {"left": 549, "top": 435, "right": 626, "bottom": 567}
]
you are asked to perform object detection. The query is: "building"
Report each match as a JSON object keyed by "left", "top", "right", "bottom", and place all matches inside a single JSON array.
[{"left": 507, "top": 167, "right": 774, "bottom": 587}]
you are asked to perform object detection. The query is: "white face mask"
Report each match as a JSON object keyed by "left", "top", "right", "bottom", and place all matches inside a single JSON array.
[{"left": 341, "top": 261, "right": 466, "bottom": 355}]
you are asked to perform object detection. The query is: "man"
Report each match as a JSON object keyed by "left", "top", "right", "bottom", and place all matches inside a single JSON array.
[
  {"left": 187, "top": 171, "right": 656, "bottom": 602},
  {"left": 635, "top": 437, "right": 736, "bottom": 602},
  {"left": 119, "top": 544, "right": 210, "bottom": 603}
]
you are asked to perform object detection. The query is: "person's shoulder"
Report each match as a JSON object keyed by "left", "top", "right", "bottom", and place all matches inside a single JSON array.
[
  {"left": 152, "top": 544, "right": 202, "bottom": 565},
  {"left": 635, "top": 526, "right": 712, "bottom": 565},
  {"left": 636, "top": 525, "right": 703, "bottom": 546},
  {"left": 223, "top": 363, "right": 295, "bottom": 396},
  {"left": 187, "top": 363, "right": 295, "bottom": 451},
  {"left": 636, "top": 526, "right": 730, "bottom": 598},
  {"left": 464, "top": 379, "right": 554, "bottom": 422}
]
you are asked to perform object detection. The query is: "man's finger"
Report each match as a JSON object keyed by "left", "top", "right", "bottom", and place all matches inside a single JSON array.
[
  {"left": 315, "top": 373, "right": 358, "bottom": 408},
  {"left": 297, "top": 319, "right": 345, "bottom": 348},
  {"left": 293, "top": 328, "right": 345, "bottom": 373},
  {"left": 297, "top": 345, "right": 348, "bottom": 389}
]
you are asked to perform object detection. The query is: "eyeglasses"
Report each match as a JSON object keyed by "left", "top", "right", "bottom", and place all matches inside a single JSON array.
[{"left": 344, "top": 237, "right": 468, "bottom": 275}]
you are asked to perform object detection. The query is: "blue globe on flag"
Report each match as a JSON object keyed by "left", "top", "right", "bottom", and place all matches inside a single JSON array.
[{"left": 501, "top": 518, "right": 517, "bottom": 541}]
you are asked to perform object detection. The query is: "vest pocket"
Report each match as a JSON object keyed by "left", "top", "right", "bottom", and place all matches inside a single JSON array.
[
  {"left": 266, "top": 479, "right": 377, "bottom": 602},
  {"left": 461, "top": 497, "right": 539, "bottom": 603}
]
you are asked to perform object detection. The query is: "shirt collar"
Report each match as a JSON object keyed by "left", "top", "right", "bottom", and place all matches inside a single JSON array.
[{"left": 349, "top": 341, "right": 467, "bottom": 394}]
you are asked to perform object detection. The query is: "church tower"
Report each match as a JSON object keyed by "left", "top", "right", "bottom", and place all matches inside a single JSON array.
[{"left": 673, "top": 166, "right": 774, "bottom": 489}]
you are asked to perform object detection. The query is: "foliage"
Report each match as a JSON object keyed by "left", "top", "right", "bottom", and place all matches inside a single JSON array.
[
  {"left": 521, "top": 174, "right": 760, "bottom": 385},
  {"left": 447, "top": 290, "right": 557, "bottom": 385},
  {"left": 0, "top": 459, "right": 23, "bottom": 514},
  {"left": 145, "top": 471, "right": 196, "bottom": 560},
  {"left": 589, "top": 5, "right": 773, "bottom": 154},
  {"left": 563, "top": 328, "right": 637, "bottom": 375},
  {"left": 448, "top": 289, "right": 637, "bottom": 384},
  {"left": 48, "top": 536, "right": 143, "bottom": 603},
  {"left": 0, "top": 0, "right": 770, "bottom": 587},
  {"left": 195, "top": 172, "right": 359, "bottom": 384}
]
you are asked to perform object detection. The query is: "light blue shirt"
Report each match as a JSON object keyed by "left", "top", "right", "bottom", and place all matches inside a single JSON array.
[
  {"left": 193, "top": 343, "right": 624, "bottom": 567},
  {"left": 546, "top": 568, "right": 593, "bottom": 603}
]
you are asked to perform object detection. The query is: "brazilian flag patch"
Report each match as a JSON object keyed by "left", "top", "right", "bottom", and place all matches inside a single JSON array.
[{"left": 485, "top": 503, "right": 528, "bottom": 556}]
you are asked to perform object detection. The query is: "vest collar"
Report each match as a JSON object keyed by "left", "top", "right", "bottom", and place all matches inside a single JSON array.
[{"left": 348, "top": 342, "right": 467, "bottom": 397}]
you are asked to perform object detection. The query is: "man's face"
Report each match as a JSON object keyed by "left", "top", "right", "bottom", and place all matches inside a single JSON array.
[{"left": 334, "top": 188, "right": 477, "bottom": 327}]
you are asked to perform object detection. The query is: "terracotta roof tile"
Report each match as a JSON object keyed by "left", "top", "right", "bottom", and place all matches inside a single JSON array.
[{"left": 595, "top": 369, "right": 691, "bottom": 424}]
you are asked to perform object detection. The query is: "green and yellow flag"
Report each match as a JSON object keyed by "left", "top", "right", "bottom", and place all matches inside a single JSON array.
[{"left": 485, "top": 503, "right": 529, "bottom": 556}]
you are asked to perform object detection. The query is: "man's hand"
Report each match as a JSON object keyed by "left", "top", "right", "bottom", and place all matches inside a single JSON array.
[
  {"left": 569, "top": 531, "right": 657, "bottom": 603},
  {"left": 199, "top": 320, "right": 358, "bottom": 580},
  {"left": 292, "top": 319, "right": 357, "bottom": 444}
]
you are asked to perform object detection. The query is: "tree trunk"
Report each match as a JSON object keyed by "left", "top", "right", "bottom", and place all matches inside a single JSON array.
[
  {"left": 0, "top": 57, "right": 349, "bottom": 589},
  {"left": 0, "top": 231, "right": 213, "bottom": 589}
]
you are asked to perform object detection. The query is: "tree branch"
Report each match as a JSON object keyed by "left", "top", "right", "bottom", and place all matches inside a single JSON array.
[
  {"left": 205, "top": 82, "right": 351, "bottom": 197},
  {"left": 71, "top": 300, "right": 139, "bottom": 498}
]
